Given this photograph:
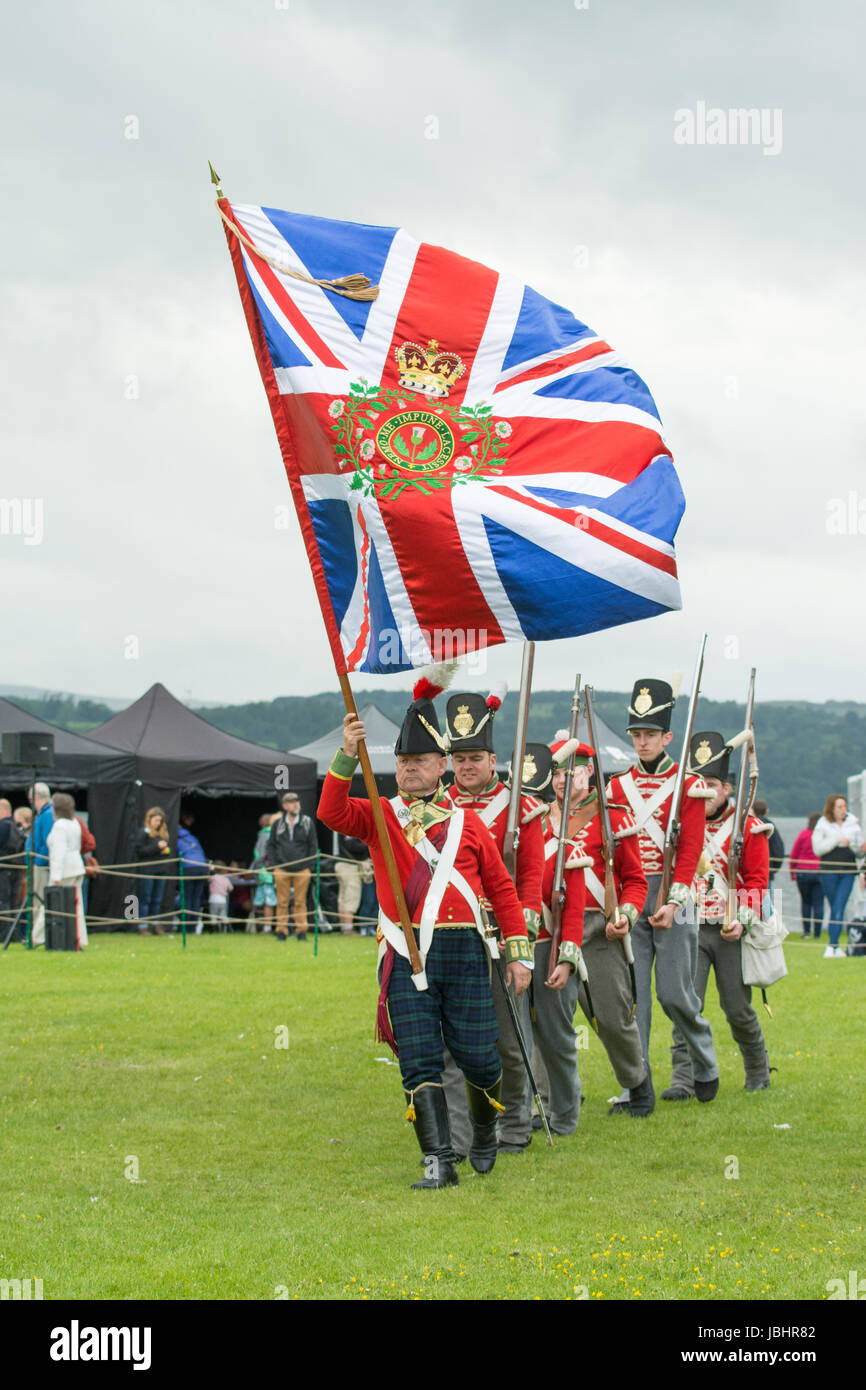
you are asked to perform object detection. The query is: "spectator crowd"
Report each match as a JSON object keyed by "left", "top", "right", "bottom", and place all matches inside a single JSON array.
[{"left": 0, "top": 786, "right": 379, "bottom": 946}]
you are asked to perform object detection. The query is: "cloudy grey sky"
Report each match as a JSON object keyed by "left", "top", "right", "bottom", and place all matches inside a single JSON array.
[{"left": 2, "top": 0, "right": 863, "bottom": 707}]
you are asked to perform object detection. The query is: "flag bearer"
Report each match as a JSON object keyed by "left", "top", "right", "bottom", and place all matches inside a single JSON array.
[{"left": 317, "top": 677, "right": 532, "bottom": 1189}]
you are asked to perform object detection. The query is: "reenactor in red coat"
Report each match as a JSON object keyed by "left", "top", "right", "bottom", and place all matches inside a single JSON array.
[
  {"left": 540, "top": 738, "right": 653, "bottom": 1119},
  {"left": 440, "top": 690, "right": 546, "bottom": 1156},
  {"left": 666, "top": 731, "right": 773, "bottom": 1095},
  {"left": 606, "top": 678, "right": 720, "bottom": 1102},
  {"left": 318, "top": 678, "right": 531, "bottom": 1188}
]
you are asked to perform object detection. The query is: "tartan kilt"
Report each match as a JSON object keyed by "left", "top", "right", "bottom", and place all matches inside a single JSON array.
[{"left": 387, "top": 928, "right": 500, "bottom": 1091}]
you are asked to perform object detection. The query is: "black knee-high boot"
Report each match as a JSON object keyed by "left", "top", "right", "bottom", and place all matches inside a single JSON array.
[
  {"left": 466, "top": 1075, "right": 504, "bottom": 1174},
  {"left": 406, "top": 1085, "right": 459, "bottom": 1190}
]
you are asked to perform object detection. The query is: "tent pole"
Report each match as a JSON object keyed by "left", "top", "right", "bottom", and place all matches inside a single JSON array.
[
  {"left": 179, "top": 858, "right": 186, "bottom": 949},
  {"left": 313, "top": 851, "right": 320, "bottom": 957}
]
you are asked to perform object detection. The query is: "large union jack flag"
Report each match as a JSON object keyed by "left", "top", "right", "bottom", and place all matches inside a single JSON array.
[{"left": 219, "top": 197, "right": 684, "bottom": 674}]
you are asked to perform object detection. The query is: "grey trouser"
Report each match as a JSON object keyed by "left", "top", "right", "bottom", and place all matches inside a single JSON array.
[
  {"left": 632, "top": 874, "right": 718, "bottom": 1083},
  {"left": 530, "top": 940, "right": 582, "bottom": 1134},
  {"left": 442, "top": 958, "right": 533, "bottom": 1152},
  {"left": 30, "top": 865, "right": 49, "bottom": 946},
  {"left": 670, "top": 923, "right": 770, "bottom": 1090},
  {"left": 579, "top": 910, "right": 647, "bottom": 1090}
]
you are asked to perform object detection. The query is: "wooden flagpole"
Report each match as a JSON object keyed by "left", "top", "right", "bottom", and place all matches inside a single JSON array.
[
  {"left": 338, "top": 673, "right": 425, "bottom": 982},
  {"left": 211, "top": 169, "right": 423, "bottom": 984}
]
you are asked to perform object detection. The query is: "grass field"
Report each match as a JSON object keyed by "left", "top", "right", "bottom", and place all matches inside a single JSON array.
[{"left": 1, "top": 930, "right": 863, "bottom": 1301}]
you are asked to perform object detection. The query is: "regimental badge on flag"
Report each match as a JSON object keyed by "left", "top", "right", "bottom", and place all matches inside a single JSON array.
[{"left": 218, "top": 197, "right": 685, "bottom": 675}]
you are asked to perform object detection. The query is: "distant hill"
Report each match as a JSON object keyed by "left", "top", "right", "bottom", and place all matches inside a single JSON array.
[{"left": 12, "top": 688, "right": 866, "bottom": 817}]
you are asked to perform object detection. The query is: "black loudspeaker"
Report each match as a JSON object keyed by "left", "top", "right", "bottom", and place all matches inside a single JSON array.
[
  {"left": 44, "top": 885, "right": 77, "bottom": 950},
  {"left": 2, "top": 731, "right": 55, "bottom": 768}
]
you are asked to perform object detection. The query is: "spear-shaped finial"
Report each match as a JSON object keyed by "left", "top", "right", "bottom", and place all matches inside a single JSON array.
[{"left": 208, "top": 161, "right": 223, "bottom": 198}]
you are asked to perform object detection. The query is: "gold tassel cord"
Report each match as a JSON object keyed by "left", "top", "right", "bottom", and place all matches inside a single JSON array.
[
  {"left": 403, "top": 1081, "right": 443, "bottom": 1122},
  {"left": 216, "top": 202, "right": 379, "bottom": 301}
]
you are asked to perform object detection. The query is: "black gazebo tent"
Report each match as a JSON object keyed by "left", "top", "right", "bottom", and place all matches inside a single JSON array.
[
  {"left": 85, "top": 683, "right": 317, "bottom": 924},
  {"left": 0, "top": 697, "right": 134, "bottom": 795}
]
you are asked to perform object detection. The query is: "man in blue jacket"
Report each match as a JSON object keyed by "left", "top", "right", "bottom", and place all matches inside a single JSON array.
[{"left": 26, "top": 782, "right": 53, "bottom": 946}]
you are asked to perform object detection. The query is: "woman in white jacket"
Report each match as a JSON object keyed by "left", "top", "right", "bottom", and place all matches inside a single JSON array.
[
  {"left": 812, "top": 795, "right": 864, "bottom": 957},
  {"left": 47, "top": 793, "right": 88, "bottom": 947}
]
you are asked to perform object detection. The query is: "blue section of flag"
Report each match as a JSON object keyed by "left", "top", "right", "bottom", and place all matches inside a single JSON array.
[
  {"left": 535, "top": 364, "right": 661, "bottom": 420},
  {"left": 262, "top": 208, "right": 397, "bottom": 342},
  {"left": 482, "top": 517, "right": 669, "bottom": 639},
  {"left": 502, "top": 285, "right": 594, "bottom": 372},
  {"left": 248, "top": 277, "right": 312, "bottom": 369},
  {"left": 360, "top": 541, "right": 411, "bottom": 674},
  {"left": 308, "top": 499, "right": 357, "bottom": 633},
  {"left": 524, "top": 456, "right": 684, "bottom": 545}
]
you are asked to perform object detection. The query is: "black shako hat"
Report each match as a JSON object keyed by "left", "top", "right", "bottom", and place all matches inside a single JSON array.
[
  {"left": 393, "top": 666, "right": 455, "bottom": 756},
  {"left": 626, "top": 674, "right": 681, "bottom": 732},
  {"left": 687, "top": 727, "right": 752, "bottom": 784},
  {"left": 688, "top": 730, "right": 732, "bottom": 783},
  {"left": 445, "top": 686, "right": 505, "bottom": 753},
  {"left": 509, "top": 742, "right": 555, "bottom": 797}
]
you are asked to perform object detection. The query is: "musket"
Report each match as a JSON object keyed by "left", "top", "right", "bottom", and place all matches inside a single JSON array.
[
  {"left": 584, "top": 685, "right": 637, "bottom": 1019},
  {"left": 495, "top": 955, "right": 554, "bottom": 1147},
  {"left": 548, "top": 674, "right": 581, "bottom": 974},
  {"left": 653, "top": 632, "right": 708, "bottom": 915},
  {"left": 503, "top": 641, "right": 535, "bottom": 880},
  {"left": 724, "top": 667, "right": 757, "bottom": 935},
  {"left": 479, "top": 900, "right": 553, "bottom": 1146}
]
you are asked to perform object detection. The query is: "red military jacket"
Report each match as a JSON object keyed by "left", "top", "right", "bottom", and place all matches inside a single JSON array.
[
  {"left": 445, "top": 778, "right": 545, "bottom": 916},
  {"left": 318, "top": 754, "right": 529, "bottom": 957},
  {"left": 607, "top": 756, "right": 708, "bottom": 903},
  {"left": 539, "top": 844, "right": 587, "bottom": 963},
  {"left": 542, "top": 795, "right": 648, "bottom": 928},
  {"left": 694, "top": 805, "right": 771, "bottom": 926}
]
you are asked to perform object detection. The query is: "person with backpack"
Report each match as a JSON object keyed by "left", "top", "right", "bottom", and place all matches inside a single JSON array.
[
  {"left": 264, "top": 792, "right": 318, "bottom": 941},
  {"left": 0, "top": 799, "right": 25, "bottom": 937}
]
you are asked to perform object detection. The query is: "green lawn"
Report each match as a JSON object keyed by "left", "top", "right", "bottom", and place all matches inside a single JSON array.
[{"left": 1, "top": 931, "right": 862, "bottom": 1301}]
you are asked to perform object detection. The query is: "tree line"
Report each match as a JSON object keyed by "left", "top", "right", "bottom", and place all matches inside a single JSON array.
[{"left": 13, "top": 689, "right": 866, "bottom": 817}]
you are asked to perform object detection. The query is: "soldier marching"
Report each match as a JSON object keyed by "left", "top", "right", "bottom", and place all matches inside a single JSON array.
[{"left": 316, "top": 648, "right": 783, "bottom": 1189}]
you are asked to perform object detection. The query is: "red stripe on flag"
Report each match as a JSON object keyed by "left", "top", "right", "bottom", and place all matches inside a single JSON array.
[
  {"left": 493, "top": 340, "right": 613, "bottom": 393},
  {"left": 346, "top": 505, "right": 372, "bottom": 670},
  {"left": 235, "top": 215, "right": 345, "bottom": 370},
  {"left": 378, "top": 242, "right": 500, "bottom": 409},
  {"left": 377, "top": 488, "right": 506, "bottom": 655},
  {"left": 491, "top": 486, "right": 678, "bottom": 577}
]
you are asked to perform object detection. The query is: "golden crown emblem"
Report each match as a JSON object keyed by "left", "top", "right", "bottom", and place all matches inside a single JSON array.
[
  {"left": 634, "top": 687, "right": 653, "bottom": 715},
  {"left": 694, "top": 739, "right": 713, "bottom": 766},
  {"left": 522, "top": 753, "right": 538, "bottom": 783},
  {"left": 395, "top": 338, "right": 465, "bottom": 399}
]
